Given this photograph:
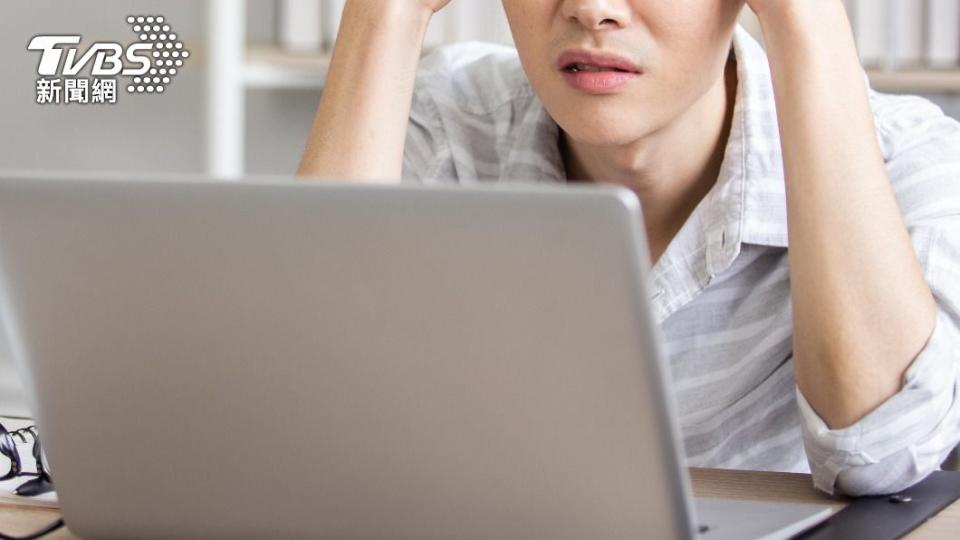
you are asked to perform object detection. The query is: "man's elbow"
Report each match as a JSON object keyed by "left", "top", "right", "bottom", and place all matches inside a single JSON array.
[{"left": 816, "top": 447, "right": 952, "bottom": 497}]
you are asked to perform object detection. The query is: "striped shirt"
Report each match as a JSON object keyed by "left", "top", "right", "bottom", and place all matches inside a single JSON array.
[{"left": 401, "top": 26, "right": 960, "bottom": 496}]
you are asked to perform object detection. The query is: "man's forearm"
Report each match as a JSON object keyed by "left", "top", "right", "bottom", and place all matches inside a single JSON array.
[
  {"left": 297, "top": 1, "right": 433, "bottom": 182},
  {"left": 756, "top": 0, "right": 937, "bottom": 429}
]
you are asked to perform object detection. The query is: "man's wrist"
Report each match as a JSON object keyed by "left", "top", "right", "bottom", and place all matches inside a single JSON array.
[
  {"left": 373, "top": 0, "right": 435, "bottom": 29},
  {"left": 753, "top": 0, "right": 845, "bottom": 35},
  {"left": 345, "top": 0, "right": 434, "bottom": 38}
]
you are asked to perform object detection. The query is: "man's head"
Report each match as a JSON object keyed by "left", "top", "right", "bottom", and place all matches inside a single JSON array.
[{"left": 502, "top": 0, "right": 745, "bottom": 149}]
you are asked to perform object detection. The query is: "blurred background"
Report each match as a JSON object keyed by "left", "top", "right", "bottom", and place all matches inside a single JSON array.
[
  {"left": 0, "top": 1, "right": 958, "bottom": 183},
  {"left": 1, "top": 1, "right": 959, "bottom": 433}
]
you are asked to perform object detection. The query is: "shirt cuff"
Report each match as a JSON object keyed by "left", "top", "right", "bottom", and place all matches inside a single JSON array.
[{"left": 797, "top": 310, "right": 960, "bottom": 495}]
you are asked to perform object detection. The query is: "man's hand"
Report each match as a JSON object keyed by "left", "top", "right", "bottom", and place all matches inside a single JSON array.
[
  {"left": 743, "top": 0, "right": 840, "bottom": 22},
  {"left": 416, "top": 0, "right": 453, "bottom": 13}
]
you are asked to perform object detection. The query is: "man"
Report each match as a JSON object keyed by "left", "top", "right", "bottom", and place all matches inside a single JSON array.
[{"left": 297, "top": 0, "right": 960, "bottom": 496}]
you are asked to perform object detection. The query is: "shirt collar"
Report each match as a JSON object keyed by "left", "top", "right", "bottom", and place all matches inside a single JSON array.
[
  {"left": 667, "top": 24, "right": 790, "bottom": 277},
  {"left": 652, "top": 25, "right": 791, "bottom": 323},
  {"left": 731, "top": 25, "right": 789, "bottom": 250}
]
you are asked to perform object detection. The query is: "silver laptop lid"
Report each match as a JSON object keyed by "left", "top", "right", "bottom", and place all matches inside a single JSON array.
[{"left": 0, "top": 176, "right": 695, "bottom": 539}]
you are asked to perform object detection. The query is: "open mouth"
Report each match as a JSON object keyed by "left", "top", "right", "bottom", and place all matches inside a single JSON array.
[
  {"left": 563, "top": 63, "right": 634, "bottom": 74},
  {"left": 556, "top": 50, "right": 642, "bottom": 93},
  {"left": 556, "top": 49, "right": 642, "bottom": 76}
]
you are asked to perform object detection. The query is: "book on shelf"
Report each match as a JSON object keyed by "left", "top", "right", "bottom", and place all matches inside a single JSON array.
[
  {"left": 928, "top": 0, "right": 960, "bottom": 67},
  {"left": 273, "top": 1, "right": 959, "bottom": 72},
  {"left": 277, "top": 0, "right": 323, "bottom": 53},
  {"left": 425, "top": 7, "right": 458, "bottom": 50},
  {"left": 889, "top": 0, "right": 925, "bottom": 68},
  {"left": 320, "top": 0, "right": 346, "bottom": 51},
  {"left": 851, "top": 0, "right": 960, "bottom": 70},
  {"left": 849, "top": 0, "right": 888, "bottom": 68},
  {"left": 449, "top": 4, "right": 514, "bottom": 45},
  {"left": 276, "top": 1, "right": 516, "bottom": 55},
  {"left": 426, "top": 4, "right": 514, "bottom": 48}
]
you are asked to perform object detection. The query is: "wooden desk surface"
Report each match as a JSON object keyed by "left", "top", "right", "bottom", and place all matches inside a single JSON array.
[{"left": 1, "top": 469, "right": 957, "bottom": 539}]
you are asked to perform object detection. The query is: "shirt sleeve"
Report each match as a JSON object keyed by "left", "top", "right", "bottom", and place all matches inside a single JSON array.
[{"left": 797, "top": 92, "right": 960, "bottom": 497}]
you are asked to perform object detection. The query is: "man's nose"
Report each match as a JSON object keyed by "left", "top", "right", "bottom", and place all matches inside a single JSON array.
[{"left": 560, "top": 0, "right": 631, "bottom": 30}]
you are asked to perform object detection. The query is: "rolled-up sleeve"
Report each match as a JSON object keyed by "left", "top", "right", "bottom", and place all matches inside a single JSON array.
[
  {"left": 799, "top": 316, "right": 960, "bottom": 495},
  {"left": 798, "top": 91, "right": 960, "bottom": 496}
]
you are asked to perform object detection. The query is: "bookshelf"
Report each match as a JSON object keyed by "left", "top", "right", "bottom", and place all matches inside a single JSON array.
[
  {"left": 206, "top": 1, "right": 960, "bottom": 179},
  {"left": 207, "top": 0, "right": 245, "bottom": 179},
  {"left": 244, "top": 46, "right": 331, "bottom": 89},
  {"left": 867, "top": 68, "right": 960, "bottom": 94},
  {"left": 240, "top": 49, "right": 960, "bottom": 93},
  {"left": 739, "top": 8, "right": 960, "bottom": 94}
]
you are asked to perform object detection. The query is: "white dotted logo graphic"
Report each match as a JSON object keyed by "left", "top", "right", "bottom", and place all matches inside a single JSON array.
[
  {"left": 28, "top": 14, "right": 190, "bottom": 105},
  {"left": 125, "top": 15, "right": 190, "bottom": 94}
]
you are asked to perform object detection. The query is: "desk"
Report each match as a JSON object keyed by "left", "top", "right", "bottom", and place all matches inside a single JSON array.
[{"left": 1, "top": 469, "right": 958, "bottom": 539}]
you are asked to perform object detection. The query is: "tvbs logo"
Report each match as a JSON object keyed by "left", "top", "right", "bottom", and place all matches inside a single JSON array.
[
  {"left": 28, "top": 36, "right": 153, "bottom": 77},
  {"left": 28, "top": 15, "right": 189, "bottom": 105}
]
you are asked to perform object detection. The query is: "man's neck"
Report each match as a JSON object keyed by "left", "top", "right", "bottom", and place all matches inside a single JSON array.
[{"left": 561, "top": 56, "right": 739, "bottom": 265}]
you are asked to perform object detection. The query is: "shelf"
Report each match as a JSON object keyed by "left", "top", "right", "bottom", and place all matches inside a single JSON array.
[
  {"left": 244, "top": 46, "right": 331, "bottom": 89},
  {"left": 208, "top": 0, "right": 960, "bottom": 180},
  {"left": 867, "top": 68, "right": 960, "bottom": 94},
  {"left": 242, "top": 47, "right": 960, "bottom": 95}
]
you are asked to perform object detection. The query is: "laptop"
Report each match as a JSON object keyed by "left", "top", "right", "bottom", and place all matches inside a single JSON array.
[{"left": 0, "top": 175, "right": 832, "bottom": 539}]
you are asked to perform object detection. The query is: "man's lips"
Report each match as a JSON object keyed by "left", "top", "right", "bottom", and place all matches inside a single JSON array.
[
  {"left": 556, "top": 50, "right": 642, "bottom": 74},
  {"left": 557, "top": 49, "right": 642, "bottom": 95}
]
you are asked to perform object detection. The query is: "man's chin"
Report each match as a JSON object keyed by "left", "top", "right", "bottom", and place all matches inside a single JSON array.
[
  {"left": 549, "top": 101, "right": 659, "bottom": 146},
  {"left": 560, "top": 121, "right": 657, "bottom": 149}
]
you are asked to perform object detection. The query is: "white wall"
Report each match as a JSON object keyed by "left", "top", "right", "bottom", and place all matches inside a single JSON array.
[{"left": 0, "top": 1, "right": 316, "bottom": 178}]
